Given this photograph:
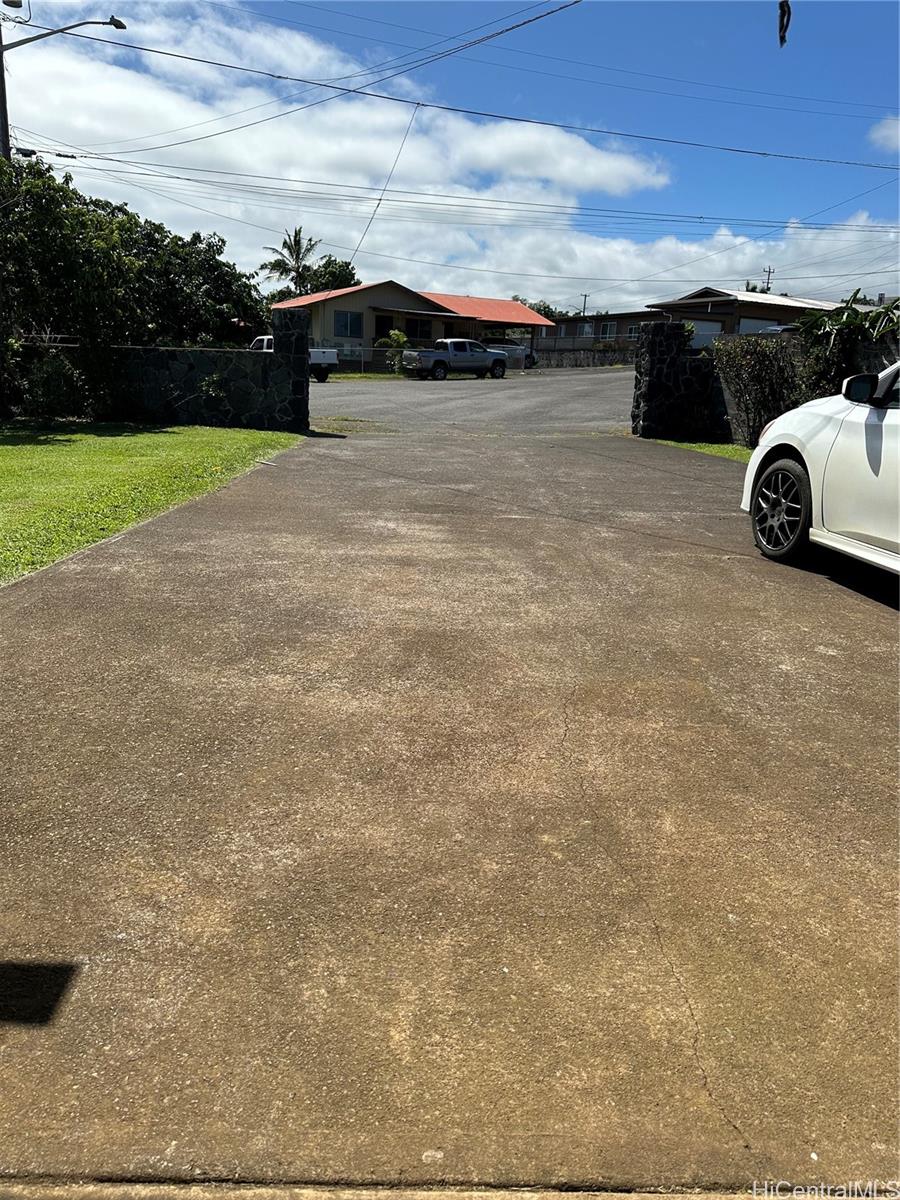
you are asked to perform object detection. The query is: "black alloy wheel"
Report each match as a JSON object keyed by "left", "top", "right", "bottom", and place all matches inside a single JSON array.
[{"left": 751, "top": 458, "right": 811, "bottom": 562}]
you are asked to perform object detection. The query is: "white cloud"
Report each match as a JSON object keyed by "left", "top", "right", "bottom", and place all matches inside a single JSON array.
[
  {"left": 868, "top": 115, "right": 900, "bottom": 155},
  {"left": 5, "top": 2, "right": 898, "bottom": 312}
]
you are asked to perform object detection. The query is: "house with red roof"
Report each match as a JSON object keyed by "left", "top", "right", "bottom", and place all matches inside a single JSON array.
[{"left": 271, "top": 280, "right": 555, "bottom": 351}]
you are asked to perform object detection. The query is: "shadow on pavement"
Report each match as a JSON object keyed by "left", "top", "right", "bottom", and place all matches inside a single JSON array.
[
  {"left": 795, "top": 545, "right": 900, "bottom": 610},
  {"left": 0, "top": 962, "right": 79, "bottom": 1024}
]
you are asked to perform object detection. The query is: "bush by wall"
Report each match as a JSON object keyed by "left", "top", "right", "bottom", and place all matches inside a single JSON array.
[
  {"left": 714, "top": 294, "right": 899, "bottom": 446},
  {"left": 713, "top": 336, "right": 800, "bottom": 447}
]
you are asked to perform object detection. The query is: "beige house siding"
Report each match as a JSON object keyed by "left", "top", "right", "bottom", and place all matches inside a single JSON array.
[{"left": 310, "top": 283, "right": 453, "bottom": 348}]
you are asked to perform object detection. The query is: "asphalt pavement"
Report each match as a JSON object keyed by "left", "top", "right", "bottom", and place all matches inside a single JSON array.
[
  {"left": 1, "top": 370, "right": 897, "bottom": 1193},
  {"left": 311, "top": 366, "right": 635, "bottom": 433}
]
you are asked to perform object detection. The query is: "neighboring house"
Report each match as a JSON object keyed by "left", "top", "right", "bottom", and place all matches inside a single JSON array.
[
  {"left": 538, "top": 310, "right": 658, "bottom": 348},
  {"left": 271, "top": 281, "right": 555, "bottom": 350},
  {"left": 646, "top": 287, "right": 847, "bottom": 346}
]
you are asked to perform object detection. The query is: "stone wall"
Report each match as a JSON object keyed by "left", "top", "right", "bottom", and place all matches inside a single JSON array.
[
  {"left": 631, "top": 322, "right": 730, "bottom": 441},
  {"left": 110, "top": 307, "right": 309, "bottom": 430},
  {"left": 537, "top": 348, "right": 636, "bottom": 369}
]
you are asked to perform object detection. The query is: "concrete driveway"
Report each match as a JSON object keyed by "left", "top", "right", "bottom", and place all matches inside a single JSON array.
[{"left": 1, "top": 372, "right": 897, "bottom": 1192}]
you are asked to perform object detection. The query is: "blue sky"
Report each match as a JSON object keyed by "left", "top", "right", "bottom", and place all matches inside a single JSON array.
[
  {"left": 248, "top": 0, "right": 899, "bottom": 221},
  {"left": 6, "top": 0, "right": 898, "bottom": 309}
]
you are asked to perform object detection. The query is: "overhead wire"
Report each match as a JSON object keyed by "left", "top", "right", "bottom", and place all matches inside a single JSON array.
[
  {"left": 11, "top": 21, "right": 898, "bottom": 170},
  {"left": 16, "top": 145, "right": 900, "bottom": 235},
  {"left": 11, "top": 3, "right": 586, "bottom": 157},
  {"left": 191, "top": 0, "right": 891, "bottom": 122},
  {"left": 75, "top": 0, "right": 552, "bottom": 150},
  {"left": 281, "top": 0, "right": 897, "bottom": 113}
]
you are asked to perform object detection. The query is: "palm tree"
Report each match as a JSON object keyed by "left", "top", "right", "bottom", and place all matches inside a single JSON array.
[{"left": 258, "top": 227, "right": 322, "bottom": 294}]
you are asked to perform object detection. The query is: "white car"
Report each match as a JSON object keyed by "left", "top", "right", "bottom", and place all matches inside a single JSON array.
[{"left": 741, "top": 362, "right": 899, "bottom": 572}]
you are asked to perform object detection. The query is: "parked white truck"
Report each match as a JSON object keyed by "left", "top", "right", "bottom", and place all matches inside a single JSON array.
[
  {"left": 248, "top": 335, "right": 338, "bottom": 383},
  {"left": 402, "top": 339, "right": 508, "bottom": 381}
]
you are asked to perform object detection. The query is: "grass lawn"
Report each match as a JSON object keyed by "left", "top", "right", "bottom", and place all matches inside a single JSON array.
[
  {"left": 654, "top": 439, "right": 753, "bottom": 464},
  {"left": 0, "top": 423, "right": 300, "bottom": 584},
  {"left": 329, "top": 372, "right": 401, "bottom": 382}
]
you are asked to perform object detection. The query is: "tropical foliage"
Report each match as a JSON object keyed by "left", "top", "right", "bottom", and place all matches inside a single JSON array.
[
  {"left": 258, "top": 227, "right": 323, "bottom": 292},
  {"left": 715, "top": 292, "right": 900, "bottom": 446},
  {"left": 259, "top": 228, "right": 360, "bottom": 301},
  {"left": 373, "top": 328, "right": 410, "bottom": 373},
  {"left": 1, "top": 158, "right": 265, "bottom": 351}
]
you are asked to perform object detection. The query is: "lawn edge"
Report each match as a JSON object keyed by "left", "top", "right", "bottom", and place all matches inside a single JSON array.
[
  {"left": 0, "top": 434, "right": 302, "bottom": 591},
  {"left": 649, "top": 439, "right": 752, "bottom": 465}
]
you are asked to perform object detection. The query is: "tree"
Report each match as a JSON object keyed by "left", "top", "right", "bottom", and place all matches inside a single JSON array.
[
  {"left": 0, "top": 158, "right": 264, "bottom": 350},
  {"left": 744, "top": 280, "right": 771, "bottom": 293},
  {"left": 511, "top": 294, "right": 566, "bottom": 320},
  {"left": 258, "top": 226, "right": 322, "bottom": 293},
  {"left": 303, "top": 255, "right": 361, "bottom": 294}
]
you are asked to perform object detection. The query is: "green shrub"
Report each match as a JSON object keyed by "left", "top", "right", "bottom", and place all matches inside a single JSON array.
[
  {"left": 19, "top": 350, "right": 90, "bottom": 422},
  {"left": 713, "top": 336, "right": 799, "bottom": 447},
  {"left": 374, "top": 328, "right": 410, "bottom": 373}
]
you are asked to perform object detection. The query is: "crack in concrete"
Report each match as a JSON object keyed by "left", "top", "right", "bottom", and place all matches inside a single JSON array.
[{"left": 557, "top": 688, "right": 753, "bottom": 1156}]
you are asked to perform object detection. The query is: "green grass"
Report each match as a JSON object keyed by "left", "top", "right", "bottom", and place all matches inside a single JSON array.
[
  {"left": 0, "top": 422, "right": 300, "bottom": 584},
  {"left": 310, "top": 416, "right": 396, "bottom": 434},
  {"left": 653, "top": 439, "right": 753, "bottom": 464},
  {"left": 330, "top": 372, "right": 403, "bottom": 382}
]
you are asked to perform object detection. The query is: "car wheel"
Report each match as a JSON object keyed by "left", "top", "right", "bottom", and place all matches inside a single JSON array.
[
  {"left": 430, "top": 363, "right": 448, "bottom": 381},
  {"left": 311, "top": 367, "right": 328, "bottom": 383},
  {"left": 751, "top": 458, "right": 811, "bottom": 562},
  {"left": 490, "top": 361, "right": 506, "bottom": 379}
]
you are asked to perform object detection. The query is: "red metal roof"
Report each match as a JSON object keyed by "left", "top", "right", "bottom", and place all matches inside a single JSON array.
[
  {"left": 271, "top": 283, "right": 376, "bottom": 309},
  {"left": 420, "top": 292, "right": 556, "bottom": 327},
  {"left": 271, "top": 282, "right": 555, "bottom": 326}
]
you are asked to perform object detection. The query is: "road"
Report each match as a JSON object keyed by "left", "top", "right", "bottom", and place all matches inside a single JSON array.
[
  {"left": 1, "top": 371, "right": 897, "bottom": 1193},
  {"left": 311, "top": 366, "right": 635, "bottom": 433}
]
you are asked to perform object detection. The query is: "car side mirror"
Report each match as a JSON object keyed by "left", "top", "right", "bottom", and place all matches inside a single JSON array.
[{"left": 842, "top": 373, "right": 878, "bottom": 403}]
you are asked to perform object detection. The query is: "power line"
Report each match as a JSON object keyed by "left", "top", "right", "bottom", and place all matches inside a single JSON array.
[
  {"left": 62, "top": 163, "right": 899, "bottom": 247},
  {"left": 38, "top": 157, "right": 900, "bottom": 287},
  {"left": 16, "top": 23, "right": 898, "bottom": 171},
  {"left": 348, "top": 104, "right": 419, "bottom": 267},
  {"left": 60, "top": 1, "right": 581, "bottom": 156},
  {"left": 582, "top": 177, "right": 900, "bottom": 302},
  {"left": 280, "top": 0, "right": 898, "bottom": 113},
  {"left": 192, "top": 0, "right": 888, "bottom": 122},
  {"left": 19, "top": 131, "right": 898, "bottom": 237},
  {"left": 31, "top": 150, "right": 898, "bottom": 234},
  {"left": 76, "top": 1, "right": 552, "bottom": 151}
]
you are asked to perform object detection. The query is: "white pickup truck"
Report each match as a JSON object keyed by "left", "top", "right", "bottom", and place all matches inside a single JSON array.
[
  {"left": 402, "top": 339, "right": 508, "bottom": 381},
  {"left": 248, "top": 335, "right": 338, "bottom": 383}
]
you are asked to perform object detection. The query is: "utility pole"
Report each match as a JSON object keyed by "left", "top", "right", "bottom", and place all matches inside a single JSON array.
[
  {"left": 763, "top": 265, "right": 775, "bottom": 292},
  {"left": 0, "top": 8, "right": 126, "bottom": 162},
  {"left": 0, "top": 20, "right": 10, "bottom": 160},
  {"left": 581, "top": 293, "right": 589, "bottom": 316}
]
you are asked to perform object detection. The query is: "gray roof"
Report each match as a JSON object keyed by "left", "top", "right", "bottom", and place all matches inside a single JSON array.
[{"left": 647, "top": 287, "right": 842, "bottom": 312}]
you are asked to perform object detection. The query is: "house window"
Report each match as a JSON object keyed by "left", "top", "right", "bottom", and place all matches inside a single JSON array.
[
  {"left": 334, "top": 310, "right": 363, "bottom": 339},
  {"left": 626, "top": 324, "right": 641, "bottom": 340},
  {"left": 374, "top": 314, "right": 394, "bottom": 340},
  {"left": 578, "top": 322, "right": 594, "bottom": 337},
  {"left": 597, "top": 322, "right": 616, "bottom": 340},
  {"left": 405, "top": 317, "right": 432, "bottom": 340}
]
